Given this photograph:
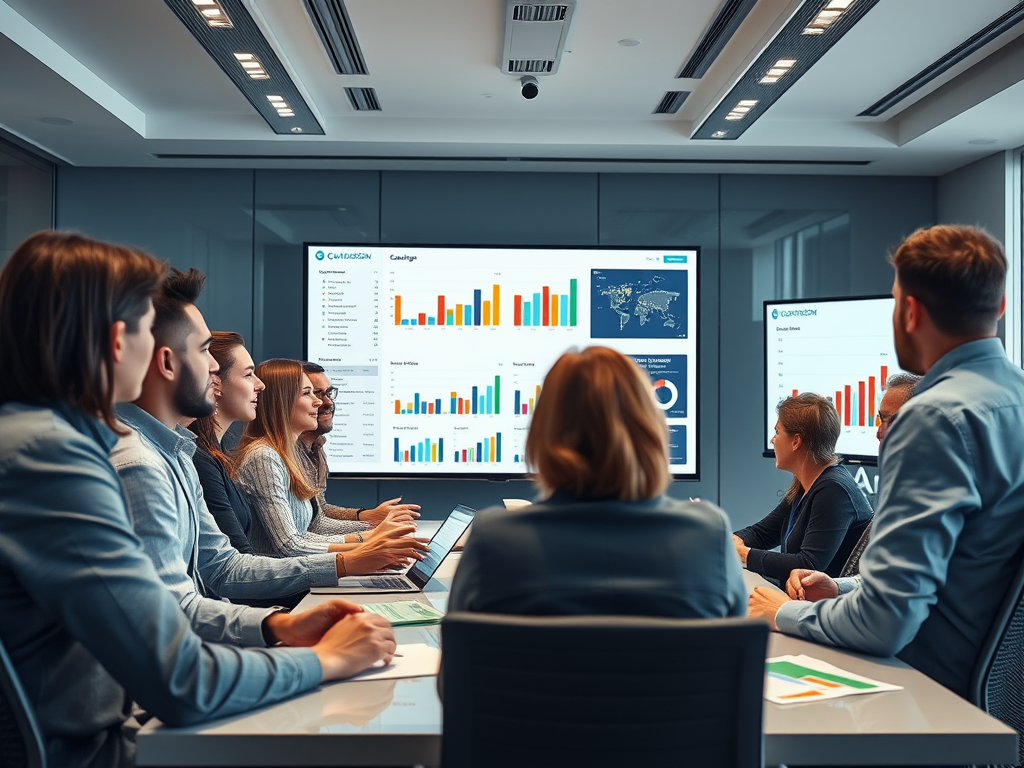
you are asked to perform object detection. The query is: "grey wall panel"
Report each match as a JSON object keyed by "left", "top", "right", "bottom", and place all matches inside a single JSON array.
[
  {"left": 937, "top": 152, "right": 1006, "bottom": 243},
  {"left": 56, "top": 168, "right": 255, "bottom": 342},
  {"left": 252, "top": 170, "right": 379, "bottom": 362},
  {"left": 381, "top": 172, "right": 599, "bottom": 245}
]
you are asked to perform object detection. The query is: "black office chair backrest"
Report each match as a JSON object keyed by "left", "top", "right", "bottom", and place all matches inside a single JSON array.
[
  {"left": 840, "top": 519, "right": 873, "bottom": 578},
  {"left": 968, "top": 546, "right": 1024, "bottom": 768},
  {"left": 0, "top": 635, "right": 46, "bottom": 768},
  {"left": 440, "top": 613, "right": 768, "bottom": 768}
]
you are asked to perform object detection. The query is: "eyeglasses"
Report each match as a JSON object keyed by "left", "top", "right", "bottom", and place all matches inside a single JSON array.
[
  {"left": 313, "top": 386, "right": 338, "bottom": 401},
  {"left": 877, "top": 411, "right": 898, "bottom": 427}
]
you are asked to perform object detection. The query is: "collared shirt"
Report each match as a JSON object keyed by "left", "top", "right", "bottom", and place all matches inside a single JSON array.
[
  {"left": 776, "top": 338, "right": 1024, "bottom": 696},
  {"left": 297, "top": 434, "right": 369, "bottom": 534},
  {"left": 112, "top": 404, "right": 338, "bottom": 647},
  {"left": 0, "top": 402, "right": 321, "bottom": 768}
]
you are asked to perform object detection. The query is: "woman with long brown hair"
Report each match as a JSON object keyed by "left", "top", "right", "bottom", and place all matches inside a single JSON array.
[
  {"left": 733, "top": 393, "right": 872, "bottom": 583},
  {"left": 448, "top": 345, "right": 745, "bottom": 618},
  {"left": 235, "top": 358, "right": 427, "bottom": 572},
  {"left": 0, "top": 232, "right": 396, "bottom": 767}
]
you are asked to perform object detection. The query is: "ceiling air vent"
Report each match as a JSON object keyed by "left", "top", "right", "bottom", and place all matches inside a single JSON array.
[
  {"left": 508, "top": 59, "right": 554, "bottom": 73},
  {"left": 501, "top": 1, "right": 576, "bottom": 76},
  {"left": 345, "top": 87, "right": 381, "bottom": 111},
  {"left": 679, "top": 0, "right": 758, "bottom": 79},
  {"left": 654, "top": 91, "right": 690, "bottom": 114},
  {"left": 303, "top": 0, "right": 369, "bottom": 75}
]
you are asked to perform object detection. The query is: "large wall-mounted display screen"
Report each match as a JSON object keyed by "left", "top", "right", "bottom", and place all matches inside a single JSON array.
[
  {"left": 305, "top": 244, "right": 700, "bottom": 478},
  {"left": 764, "top": 295, "right": 910, "bottom": 465}
]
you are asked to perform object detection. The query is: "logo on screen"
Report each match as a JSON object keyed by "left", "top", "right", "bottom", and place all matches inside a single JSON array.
[
  {"left": 315, "top": 250, "right": 325, "bottom": 261},
  {"left": 772, "top": 308, "right": 779, "bottom": 319}
]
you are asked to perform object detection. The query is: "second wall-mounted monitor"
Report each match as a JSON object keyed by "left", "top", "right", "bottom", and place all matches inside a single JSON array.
[
  {"left": 764, "top": 295, "right": 910, "bottom": 466},
  {"left": 305, "top": 244, "right": 700, "bottom": 479}
]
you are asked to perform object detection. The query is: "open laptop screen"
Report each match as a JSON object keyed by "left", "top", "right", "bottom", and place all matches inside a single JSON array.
[{"left": 406, "top": 505, "right": 476, "bottom": 589}]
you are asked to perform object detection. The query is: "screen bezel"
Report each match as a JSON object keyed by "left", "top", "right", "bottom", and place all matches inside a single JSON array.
[
  {"left": 303, "top": 242, "right": 701, "bottom": 481},
  {"left": 763, "top": 293, "right": 894, "bottom": 468}
]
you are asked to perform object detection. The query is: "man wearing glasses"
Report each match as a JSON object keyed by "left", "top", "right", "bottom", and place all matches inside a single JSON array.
[{"left": 298, "top": 362, "right": 420, "bottom": 530}]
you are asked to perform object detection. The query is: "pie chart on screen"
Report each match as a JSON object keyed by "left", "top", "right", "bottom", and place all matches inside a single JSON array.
[{"left": 653, "top": 378, "right": 678, "bottom": 411}]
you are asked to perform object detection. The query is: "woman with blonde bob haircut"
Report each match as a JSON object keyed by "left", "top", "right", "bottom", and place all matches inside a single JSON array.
[
  {"left": 236, "top": 358, "right": 428, "bottom": 573},
  {"left": 449, "top": 346, "right": 746, "bottom": 618}
]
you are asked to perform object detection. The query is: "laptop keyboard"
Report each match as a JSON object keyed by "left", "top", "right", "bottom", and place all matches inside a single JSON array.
[{"left": 359, "top": 576, "right": 412, "bottom": 589}]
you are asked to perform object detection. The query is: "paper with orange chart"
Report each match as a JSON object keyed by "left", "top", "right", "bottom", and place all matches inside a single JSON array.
[{"left": 766, "top": 654, "right": 902, "bottom": 705}]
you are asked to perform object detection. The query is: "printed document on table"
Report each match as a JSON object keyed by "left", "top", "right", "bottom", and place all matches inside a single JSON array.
[
  {"left": 361, "top": 600, "right": 444, "bottom": 626},
  {"left": 342, "top": 643, "right": 441, "bottom": 683},
  {"left": 765, "top": 654, "right": 902, "bottom": 705}
]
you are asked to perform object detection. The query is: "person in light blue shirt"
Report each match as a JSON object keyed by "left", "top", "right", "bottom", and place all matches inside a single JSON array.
[
  {"left": 749, "top": 225, "right": 1024, "bottom": 699},
  {"left": 112, "top": 268, "right": 426, "bottom": 648},
  {"left": 0, "top": 232, "right": 397, "bottom": 768}
]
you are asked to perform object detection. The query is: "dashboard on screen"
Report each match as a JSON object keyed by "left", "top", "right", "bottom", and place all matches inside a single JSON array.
[
  {"left": 304, "top": 244, "right": 700, "bottom": 479},
  {"left": 764, "top": 295, "right": 909, "bottom": 465}
]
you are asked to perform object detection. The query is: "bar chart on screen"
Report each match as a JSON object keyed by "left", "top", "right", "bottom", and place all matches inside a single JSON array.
[{"left": 764, "top": 296, "right": 908, "bottom": 461}]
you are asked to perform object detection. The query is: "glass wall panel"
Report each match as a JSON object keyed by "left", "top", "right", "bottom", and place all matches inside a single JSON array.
[
  {"left": 252, "top": 170, "right": 379, "bottom": 362},
  {"left": 720, "top": 175, "right": 935, "bottom": 528},
  {"left": 0, "top": 140, "right": 53, "bottom": 266},
  {"left": 599, "top": 173, "right": 720, "bottom": 503}
]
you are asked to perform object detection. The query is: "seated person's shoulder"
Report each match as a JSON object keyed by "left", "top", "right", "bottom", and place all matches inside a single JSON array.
[
  {"left": 0, "top": 403, "right": 102, "bottom": 464},
  {"left": 109, "top": 423, "right": 158, "bottom": 469}
]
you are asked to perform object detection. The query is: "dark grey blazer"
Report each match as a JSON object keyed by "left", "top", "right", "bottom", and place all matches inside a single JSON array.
[{"left": 448, "top": 495, "right": 747, "bottom": 619}]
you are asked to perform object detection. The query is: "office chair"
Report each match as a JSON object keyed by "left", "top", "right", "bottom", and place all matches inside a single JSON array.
[
  {"left": 440, "top": 613, "right": 768, "bottom": 768},
  {"left": 968, "top": 549, "right": 1024, "bottom": 768},
  {"left": 0, "top": 635, "right": 46, "bottom": 768},
  {"left": 840, "top": 519, "right": 873, "bottom": 577}
]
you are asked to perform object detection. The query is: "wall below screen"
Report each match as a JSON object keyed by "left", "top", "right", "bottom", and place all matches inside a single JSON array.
[{"left": 57, "top": 168, "right": 935, "bottom": 526}]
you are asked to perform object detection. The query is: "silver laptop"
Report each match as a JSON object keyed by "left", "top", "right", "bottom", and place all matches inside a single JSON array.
[{"left": 312, "top": 504, "right": 475, "bottom": 594}]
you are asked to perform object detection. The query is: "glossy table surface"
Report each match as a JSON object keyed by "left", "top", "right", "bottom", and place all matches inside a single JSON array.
[{"left": 137, "top": 528, "right": 1017, "bottom": 766}]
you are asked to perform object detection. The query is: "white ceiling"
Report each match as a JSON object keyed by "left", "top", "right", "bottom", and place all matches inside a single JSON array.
[{"left": 1, "top": 0, "right": 1023, "bottom": 175}]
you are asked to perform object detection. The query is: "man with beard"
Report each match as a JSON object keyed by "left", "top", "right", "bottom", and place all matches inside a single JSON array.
[
  {"left": 113, "top": 268, "right": 426, "bottom": 648},
  {"left": 298, "top": 362, "right": 420, "bottom": 531},
  {"left": 749, "top": 225, "right": 1024, "bottom": 701}
]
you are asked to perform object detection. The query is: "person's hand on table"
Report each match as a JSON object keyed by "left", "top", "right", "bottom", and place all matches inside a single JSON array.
[
  {"left": 748, "top": 587, "right": 791, "bottom": 631},
  {"left": 359, "top": 498, "right": 420, "bottom": 527},
  {"left": 263, "top": 599, "right": 366, "bottom": 647},
  {"left": 732, "top": 534, "right": 750, "bottom": 567},
  {"left": 345, "top": 533, "right": 430, "bottom": 573},
  {"left": 786, "top": 568, "right": 839, "bottom": 602},
  {"left": 311, "top": 609, "right": 398, "bottom": 681}
]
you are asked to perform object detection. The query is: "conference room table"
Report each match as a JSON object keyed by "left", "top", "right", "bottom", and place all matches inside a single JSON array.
[{"left": 137, "top": 522, "right": 1017, "bottom": 767}]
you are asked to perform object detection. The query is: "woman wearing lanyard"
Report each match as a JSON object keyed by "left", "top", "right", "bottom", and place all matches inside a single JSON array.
[{"left": 733, "top": 393, "right": 872, "bottom": 585}]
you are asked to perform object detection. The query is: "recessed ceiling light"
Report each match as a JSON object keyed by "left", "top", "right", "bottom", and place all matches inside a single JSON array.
[
  {"left": 192, "top": 0, "right": 232, "bottom": 28},
  {"left": 267, "top": 95, "right": 284, "bottom": 103},
  {"left": 618, "top": 38, "right": 642, "bottom": 47},
  {"left": 712, "top": 130, "right": 728, "bottom": 138},
  {"left": 290, "top": 127, "right": 303, "bottom": 133},
  {"left": 803, "top": 0, "right": 853, "bottom": 34}
]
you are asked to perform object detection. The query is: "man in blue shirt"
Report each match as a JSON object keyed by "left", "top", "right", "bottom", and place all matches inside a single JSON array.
[
  {"left": 113, "top": 268, "right": 426, "bottom": 648},
  {"left": 749, "top": 225, "right": 1024, "bottom": 699}
]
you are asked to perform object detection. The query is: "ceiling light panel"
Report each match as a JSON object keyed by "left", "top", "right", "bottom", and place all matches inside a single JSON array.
[
  {"left": 679, "top": 0, "right": 759, "bottom": 79},
  {"left": 163, "top": 0, "right": 324, "bottom": 135},
  {"left": 693, "top": 0, "right": 880, "bottom": 140}
]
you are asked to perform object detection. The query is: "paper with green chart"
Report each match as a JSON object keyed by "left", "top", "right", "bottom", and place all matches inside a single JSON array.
[
  {"left": 360, "top": 600, "right": 445, "bottom": 626},
  {"left": 766, "top": 654, "right": 903, "bottom": 704}
]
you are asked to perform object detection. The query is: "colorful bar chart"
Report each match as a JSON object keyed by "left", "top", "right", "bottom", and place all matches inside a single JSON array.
[
  {"left": 833, "top": 365, "right": 888, "bottom": 427},
  {"left": 452, "top": 432, "right": 503, "bottom": 464},
  {"left": 394, "top": 285, "right": 501, "bottom": 327},
  {"left": 393, "top": 376, "right": 502, "bottom": 415},
  {"left": 513, "top": 279, "right": 578, "bottom": 327},
  {"left": 393, "top": 437, "right": 444, "bottom": 463},
  {"left": 513, "top": 384, "right": 542, "bottom": 416}
]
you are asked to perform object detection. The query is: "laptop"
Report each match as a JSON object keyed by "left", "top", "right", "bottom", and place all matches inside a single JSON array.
[{"left": 312, "top": 504, "right": 476, "bottom": 594}]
